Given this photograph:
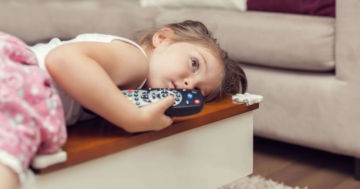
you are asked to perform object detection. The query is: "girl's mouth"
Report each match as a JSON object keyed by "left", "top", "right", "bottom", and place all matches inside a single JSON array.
[{"left": 172, "top": 82, "right": 178, "bottom": 89}]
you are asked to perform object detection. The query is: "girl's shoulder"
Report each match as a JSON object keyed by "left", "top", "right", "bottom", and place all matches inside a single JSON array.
[
  {"left": 73, "top": 33, "right": 147, "bottom": 58},
  {"left": 67, "top": 33, "right": 121, "bottom": 44}
]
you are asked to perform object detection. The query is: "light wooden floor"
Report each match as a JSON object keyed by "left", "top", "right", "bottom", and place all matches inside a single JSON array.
[{"left": 250, "top": 137, "right": 360, "bottom": 189}]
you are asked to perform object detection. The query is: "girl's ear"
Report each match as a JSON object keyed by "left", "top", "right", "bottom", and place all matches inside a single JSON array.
[{"left": 152, "top": 28, "right": 174, "bottom": 48}]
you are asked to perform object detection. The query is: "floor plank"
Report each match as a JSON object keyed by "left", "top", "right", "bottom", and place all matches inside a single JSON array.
[
  {"left": 333, "top": 178, "right": 360, "bottom": 189},
  {"left": 250, "top": 137, "right": 360, "bottom": 189}
]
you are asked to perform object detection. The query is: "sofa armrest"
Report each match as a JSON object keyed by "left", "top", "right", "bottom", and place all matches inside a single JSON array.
[{"left": 336, "top": 0, "right": 360, "bottom": 82}]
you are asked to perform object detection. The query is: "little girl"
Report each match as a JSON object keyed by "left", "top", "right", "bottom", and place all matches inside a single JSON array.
[{"left": 0, "top": 20, "right": 247, "bottom": 189}]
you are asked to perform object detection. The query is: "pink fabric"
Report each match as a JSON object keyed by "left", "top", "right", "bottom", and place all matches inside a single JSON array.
[
  {"left": 0, "top": 32, "right": 67, "bottom": 171},
  {"left": 247, "top": 0, "right": 335, "bottom": 17}
]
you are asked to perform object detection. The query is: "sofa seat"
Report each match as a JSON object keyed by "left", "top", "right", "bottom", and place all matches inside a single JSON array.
[{"left": 241, "top": 63, "right": 360, "bottom": 157}]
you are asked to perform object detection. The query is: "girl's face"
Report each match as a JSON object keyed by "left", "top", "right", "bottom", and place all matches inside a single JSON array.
[{"left": 145, "top": 39, "right": 223, "bottom": 97}]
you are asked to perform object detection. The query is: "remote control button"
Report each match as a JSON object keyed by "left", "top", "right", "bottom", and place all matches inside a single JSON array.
[
  {"left": 134, "top": 90, "right": 138, "bottom": 93},
  {"left": 176, "top": 93, "right": 181, "bottom": 97},
  {"left": 192, "top": 90, "right": 198, "bottom": 94},
  {"left": 186, "top": 100, "right": 189, "bottom": 105},
  {"left": 134, "top": 93, "right": 138, "bottom": 97},
  {"left": 127, "top": 89, "right": 132, "bottom": 93},
  {"left": 128, "top": 97, "right": 133, "bottom": 101},
  {"left": 135, "top": 97, "right": 139, "bottom": 101},
  {"left": 127, "top": 94, "right": 133, "bottom": 97},
  {"left": 187, "top": 93, "right": 193, "bottom": 99},
  {"left": 175, "top": 98, "right": 180, "bottom": 101},
  {"left": 136, "top": 102, "right": 140, "bottom": 106},
  {"left": 194, "top": 99, "right": 200, "bottom": 104}
]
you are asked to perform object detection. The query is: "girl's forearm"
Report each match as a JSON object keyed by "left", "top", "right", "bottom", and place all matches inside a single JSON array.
[{"left": 46, "top": 49, "right": 145, "bottom": 132}]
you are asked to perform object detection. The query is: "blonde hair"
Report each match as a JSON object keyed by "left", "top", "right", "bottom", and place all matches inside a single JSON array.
[{"left": 131, "top": 20, "right": 247, "bottom": 102}]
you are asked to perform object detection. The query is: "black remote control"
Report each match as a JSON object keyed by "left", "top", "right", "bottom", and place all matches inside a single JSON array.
[{"left": 122, "top": 88, "right": 204, "bottom": 117}]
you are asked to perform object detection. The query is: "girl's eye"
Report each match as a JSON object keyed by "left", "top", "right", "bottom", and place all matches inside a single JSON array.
[{"left": 191, "top": 58, "right": 200, "bottom": 72}]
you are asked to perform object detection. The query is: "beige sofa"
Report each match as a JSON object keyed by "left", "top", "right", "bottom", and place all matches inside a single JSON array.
[{"left": 1, "top": 0, "right": 360, "bottom": 179}]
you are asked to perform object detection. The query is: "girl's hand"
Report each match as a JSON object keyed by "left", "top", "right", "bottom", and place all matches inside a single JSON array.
[{"left": 138, "top": 95, "right": 175, "bottom": 131}]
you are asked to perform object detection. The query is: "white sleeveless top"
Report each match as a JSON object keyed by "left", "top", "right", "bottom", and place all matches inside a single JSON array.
[{"left": 28, "top": 33, "right": 147, "bottom": 125}]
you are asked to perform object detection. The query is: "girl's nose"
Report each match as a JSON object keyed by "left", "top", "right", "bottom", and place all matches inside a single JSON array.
[{"left": 183, "top": 78, "right": 194, "bottom": 89}]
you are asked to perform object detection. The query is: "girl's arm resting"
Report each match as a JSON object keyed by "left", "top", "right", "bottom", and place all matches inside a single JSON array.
[{"left": 45, "top": 42, "right": 150, "bottom": 132}]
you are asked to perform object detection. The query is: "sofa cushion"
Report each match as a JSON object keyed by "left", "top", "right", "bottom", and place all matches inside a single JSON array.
[
  {"left": 0, "top": 0, "right": 161, "bottom": 45},
  {"left": 155, "top": 10, "right": 335, "bottom": 72},
  {"left": 140, "top": 0, "right": 246, "bottom": 11}
]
